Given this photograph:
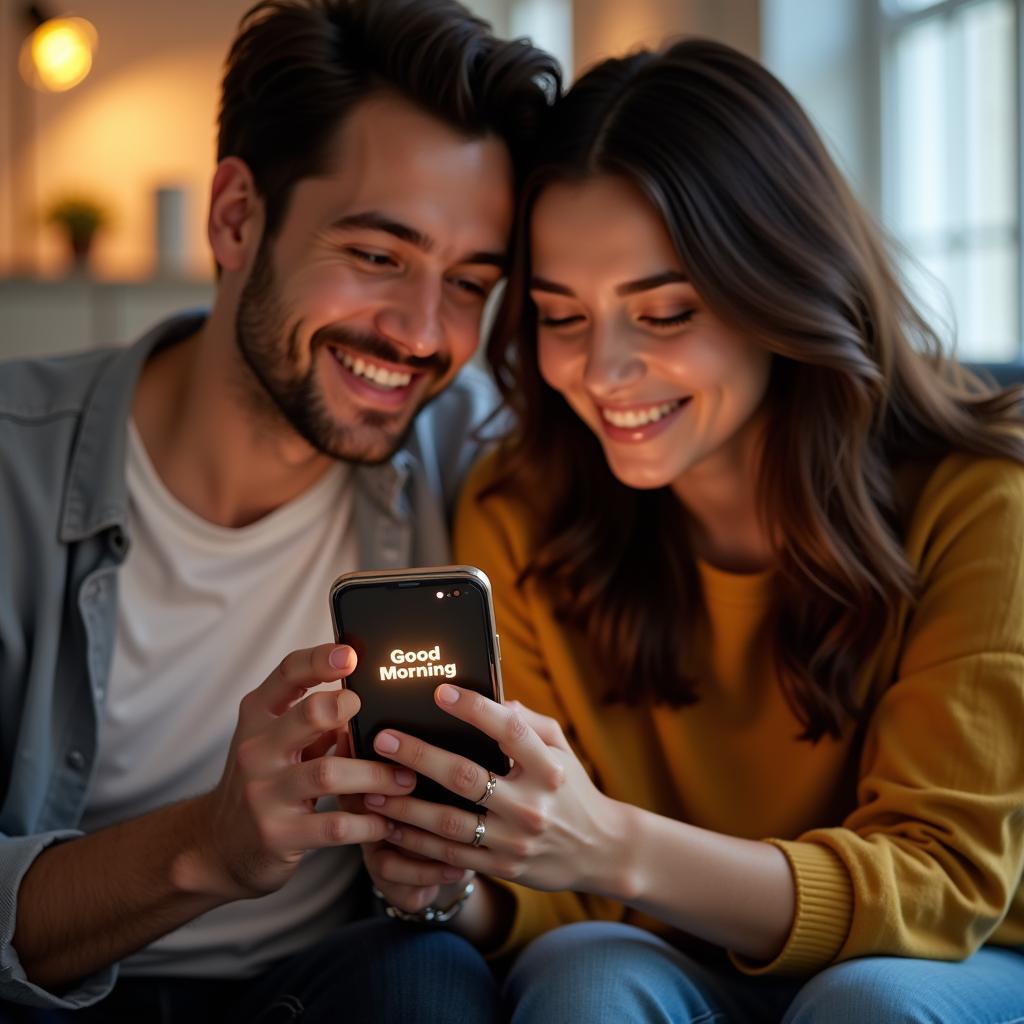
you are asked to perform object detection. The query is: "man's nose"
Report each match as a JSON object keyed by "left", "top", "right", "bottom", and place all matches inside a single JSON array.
[{"left": 374, "top": 273, "right": 445, "bottom": 359}]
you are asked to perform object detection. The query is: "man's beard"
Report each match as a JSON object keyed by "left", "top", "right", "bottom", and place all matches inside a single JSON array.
[{"left": 234, "top": 241, "right": 450, "bottom": 463}]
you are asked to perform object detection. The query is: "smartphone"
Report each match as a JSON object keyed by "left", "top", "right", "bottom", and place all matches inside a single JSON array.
[{"left": 329, "top": 565, "right": 510, "bottom": 811}]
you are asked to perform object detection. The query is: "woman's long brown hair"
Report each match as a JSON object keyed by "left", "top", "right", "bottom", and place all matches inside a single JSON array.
[{"left": 485, "top": 39, "right": 1024, "bottom": 741}]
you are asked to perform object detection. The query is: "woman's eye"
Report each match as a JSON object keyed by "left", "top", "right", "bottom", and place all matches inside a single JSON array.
[
  {"left": 537, "top": 314, "right": 584, "bottom": 328},
  {"left": 640, "top": 309, "right": 695, "bottom": 329}
]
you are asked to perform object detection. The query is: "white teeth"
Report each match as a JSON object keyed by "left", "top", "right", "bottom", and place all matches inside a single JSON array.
[
  {"left": 602, "top": 400, "right": 683, "bottom": 429},
  {"left": 338, "top": 351, "right": 412, "bottom": 389}
]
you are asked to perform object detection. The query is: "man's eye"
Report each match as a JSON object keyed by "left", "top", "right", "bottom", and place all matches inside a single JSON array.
[
  {"left": 451, "top": 278, "right": 487, "bottom": 297},
  {"left": 348, "top": 248, "right": 394, "bottom": 267}
]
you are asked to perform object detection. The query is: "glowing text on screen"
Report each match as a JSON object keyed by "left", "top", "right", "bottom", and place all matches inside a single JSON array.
[{"left": 379, "top": 645, "right": 457, "bottom": 681}]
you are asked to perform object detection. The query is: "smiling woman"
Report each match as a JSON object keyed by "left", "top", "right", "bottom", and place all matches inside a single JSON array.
[
  {"left": 358, "top": 36, "right": 1024, "bottom": 1024},
  {"left": 530, "top": 174, "right": 771, "bottom": 503}
]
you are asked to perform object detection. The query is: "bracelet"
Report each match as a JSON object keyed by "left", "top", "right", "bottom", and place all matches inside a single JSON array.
[{"left": 372, "top": 880, "right": 475, "bottom": 924}]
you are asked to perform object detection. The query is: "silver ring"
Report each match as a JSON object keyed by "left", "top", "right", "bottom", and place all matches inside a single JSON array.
[
  {"left": 471, "top": 814, "right": 486, "bottom": 847},
  {"left": 478, "top": 772, "right": 498, "bottom": 806}
]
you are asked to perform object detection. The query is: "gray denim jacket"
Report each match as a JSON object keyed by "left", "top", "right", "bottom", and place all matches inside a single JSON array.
[{"left": 0, "top": 313, "right": 498, "bottom": 1010}]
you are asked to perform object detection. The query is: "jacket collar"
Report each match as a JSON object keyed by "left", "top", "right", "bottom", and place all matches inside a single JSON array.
[
  {"left": 60, "top": 313, "right": 201, "bottom": 542},
  {"left": 59, "top": 312, "right": 413, "bottom": 542}
]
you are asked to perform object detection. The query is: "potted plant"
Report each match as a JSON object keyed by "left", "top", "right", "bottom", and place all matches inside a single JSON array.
[{"left": 46, "top": 196, "right": 109, "bottom": 269}]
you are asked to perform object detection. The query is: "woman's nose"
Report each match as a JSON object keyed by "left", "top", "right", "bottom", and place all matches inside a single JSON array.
[{"left": 581, "top": 321, "right": 645, "bottom": 398}]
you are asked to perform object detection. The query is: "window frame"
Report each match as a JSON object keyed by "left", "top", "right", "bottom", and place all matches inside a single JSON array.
[{"left": 878, "top": 0, "right": 1024, "bottom": 366}]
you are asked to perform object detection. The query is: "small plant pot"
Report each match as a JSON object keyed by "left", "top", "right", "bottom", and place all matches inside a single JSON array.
[{"left": 69, "top": 231, "right": 94, "bottom": 267}]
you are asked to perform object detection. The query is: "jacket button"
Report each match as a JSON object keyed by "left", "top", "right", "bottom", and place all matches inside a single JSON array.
[
  {"left": 66, "top": 749, "right": 86, "bottom": 772},
  {"left": 108, "top": 527, "right": 128, "bottom": 557}
]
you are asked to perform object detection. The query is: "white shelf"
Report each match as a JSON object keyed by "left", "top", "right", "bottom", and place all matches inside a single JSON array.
[{"left": 0, "top": 277, "right": 214, "bottom": 360}]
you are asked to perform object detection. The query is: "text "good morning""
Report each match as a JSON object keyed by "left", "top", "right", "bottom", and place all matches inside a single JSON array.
[{"left": 379, "top": 644, "right": 457, "bottom": 680}]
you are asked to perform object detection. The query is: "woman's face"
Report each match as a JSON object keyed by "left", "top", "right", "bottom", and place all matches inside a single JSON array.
[{"left": 530, "top": 174, "right": 771, "bottom": 493}]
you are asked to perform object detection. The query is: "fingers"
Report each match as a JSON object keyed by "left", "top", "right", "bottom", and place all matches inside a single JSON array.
[
  {"left": 364, "top": 792, "right": 486, "bottom": 848},
  {"left": 251, "top": 644, "right": 358, "bottom": 718},
  {"left": 301, "top": 726, "right": 344, "bottom": 763},
  {"left": 366, "top": 843, "right": 469, "bottom": 888},
  {"left": 268, "top": 757, "right": 416, "bottom": 804},
  {"left": 504, "top": 700, "right": 571, "bottom": 752},
  {"left": 269, "top": 688, "right": 361, "bottom": 763},
  {"left": 373, "top": 730, "right": 495, "bottom": 808},
  {"left": 287, "top": 810, "right": 395, "bottom": 849},
  {"left": 385, "top": 823, "right": 496, "bottom": 876},
  {"left": 433, "top": 685, "right": 566, "bottom": 784}
]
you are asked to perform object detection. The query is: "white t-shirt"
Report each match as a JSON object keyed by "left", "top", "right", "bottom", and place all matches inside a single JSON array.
[{"left": 80, "top": 423, "right": 361, "bottom": 977}]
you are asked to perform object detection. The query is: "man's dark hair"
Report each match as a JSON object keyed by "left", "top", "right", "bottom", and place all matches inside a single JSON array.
[{"left": 218, "top": 0, "right": 560, "bottom": 240}]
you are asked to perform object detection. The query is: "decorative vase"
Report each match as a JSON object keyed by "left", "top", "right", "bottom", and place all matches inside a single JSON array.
[{"left": 69, "top": 231, "right": 94, "bottom": 268}]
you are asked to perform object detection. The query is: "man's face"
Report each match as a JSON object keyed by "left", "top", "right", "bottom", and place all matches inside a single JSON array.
[{"left": 235, "top": 92, "right": 514, "bottom": 463}]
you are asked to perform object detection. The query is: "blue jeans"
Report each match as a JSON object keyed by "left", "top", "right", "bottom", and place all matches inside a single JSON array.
[
  {"left": 504, "top": 921, "right": 1024, "bottom": 1024},
  {"left": 1, "top": 916, "right": 500, "bottom": 1023}
]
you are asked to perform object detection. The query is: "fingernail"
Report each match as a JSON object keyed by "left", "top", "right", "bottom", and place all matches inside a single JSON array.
[
  {"left": 442, "top": 867, "right": 463, "bottom": 882},
  {"left": 395, "top": 769, "right": 415, "bottom": 787},
  {"left": 437, "top": 684, "right": 459, "bottom": 705},
  {"left": 375, "top": 732, "right": 399, "bottom": 754},
  {"left": 329, "top": 646, "right": 352, "bottom": 670},
  {"left": 365, "top": 794, "right": 386, "bottom": 807}
]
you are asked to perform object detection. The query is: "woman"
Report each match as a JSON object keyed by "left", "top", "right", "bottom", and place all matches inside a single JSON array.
[{"left": 361, "top": 40, "right": 1024, "bottom": 1022}]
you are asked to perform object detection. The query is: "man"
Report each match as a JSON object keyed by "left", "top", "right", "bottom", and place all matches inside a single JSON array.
[{"left": 0, "top": 1, "right": 557, "bottom": 1018}]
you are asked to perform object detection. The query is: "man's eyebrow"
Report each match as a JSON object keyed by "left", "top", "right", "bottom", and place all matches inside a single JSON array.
[
  {"left": 331, "top": 211, "right": 433, "bottom": 252},
  {"left": 530, "top": 270, "right": 688, "bottom": 298},
  {"left": 464, "top": 252, "right": 507, "bottom": 269},
  {"left": 330, "top": 212, "right": 506, "bottom": 268}
]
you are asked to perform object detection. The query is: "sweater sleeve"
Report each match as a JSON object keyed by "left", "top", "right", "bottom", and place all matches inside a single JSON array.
[
  {"left": 736, "top": 455, "right": 1024, "bottom": 976},
  {"left": 454, "top": 453, "right": 628, "bottom": 957}
]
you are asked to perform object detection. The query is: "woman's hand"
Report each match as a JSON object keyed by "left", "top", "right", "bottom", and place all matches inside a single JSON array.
[
  {"left": 363, "top": 685, "right": 628, "bottom": 895},
  {"left": 360, "top": 834, "right": 473, "bottom": 915}
]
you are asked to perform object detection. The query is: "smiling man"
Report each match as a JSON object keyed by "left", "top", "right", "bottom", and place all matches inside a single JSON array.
[{"left": 0, "top": 2, "right": 557, "bottom": 1019}]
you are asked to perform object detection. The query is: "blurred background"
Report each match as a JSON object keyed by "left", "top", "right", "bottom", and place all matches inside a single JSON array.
[{"left": 0, "top": 0, "right": 1019, "bottom": 368}]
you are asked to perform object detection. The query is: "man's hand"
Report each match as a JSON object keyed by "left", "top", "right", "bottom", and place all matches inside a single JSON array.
[{"left": 181, "top": 642, "right": 417, "bottom": 900}]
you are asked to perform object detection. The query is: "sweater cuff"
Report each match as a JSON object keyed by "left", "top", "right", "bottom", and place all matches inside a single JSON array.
[
  {"left": 482, "top": 879, "right": 576, "bottom": 960},
  {"left": 730, "top": 839, "right": 853, "bottom": 977}
]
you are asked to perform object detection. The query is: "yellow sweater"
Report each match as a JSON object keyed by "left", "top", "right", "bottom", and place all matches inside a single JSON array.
[{"left": 454, "top": 449, "right": 1024, "bottom": 976}]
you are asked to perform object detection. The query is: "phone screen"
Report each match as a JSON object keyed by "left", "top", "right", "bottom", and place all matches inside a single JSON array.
[{"left": 332, "top": 574, "right": 509, "bottom": 810}]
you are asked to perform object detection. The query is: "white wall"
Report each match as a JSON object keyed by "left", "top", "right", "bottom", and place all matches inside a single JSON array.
[
  {"left": 0, "top": 0, "right": 252, "bottom": 280},
  {"left": 0, "top": 0, "right": 524, "bottom": 282},
  {"left": 761, "top": 0, "right": 881, "bottom": 214},
  {"left": 573, "top": 0, "right": 760, "bottom": 76}
]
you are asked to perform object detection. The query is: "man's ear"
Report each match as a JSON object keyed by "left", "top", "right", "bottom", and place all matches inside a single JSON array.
[{"left": 208, "top": 157, "right": 264, "bottom": 274}]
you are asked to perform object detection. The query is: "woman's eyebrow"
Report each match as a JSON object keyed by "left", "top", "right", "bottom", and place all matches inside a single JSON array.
[{"left": 530, "top": 270, "right": 688, "bottom": 297}]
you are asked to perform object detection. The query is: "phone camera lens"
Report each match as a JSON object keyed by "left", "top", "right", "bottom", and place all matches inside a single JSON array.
[{"left": 452, "top": 589, "right": 461, "bottom": 598}]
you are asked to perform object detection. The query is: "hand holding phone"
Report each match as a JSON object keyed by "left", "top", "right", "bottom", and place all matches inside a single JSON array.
[{"left": 329, "top": 566, "right": 510, "bottom": 811}]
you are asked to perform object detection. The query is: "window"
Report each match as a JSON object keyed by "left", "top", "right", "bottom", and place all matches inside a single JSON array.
[{"left": 882, "top": 0, "right": 1022, "bottom": 361}]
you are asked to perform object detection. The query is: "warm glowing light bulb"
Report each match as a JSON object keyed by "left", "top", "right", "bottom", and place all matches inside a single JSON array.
[{"left": 20, "top": 17, "right": 98, "bottom": 93}]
